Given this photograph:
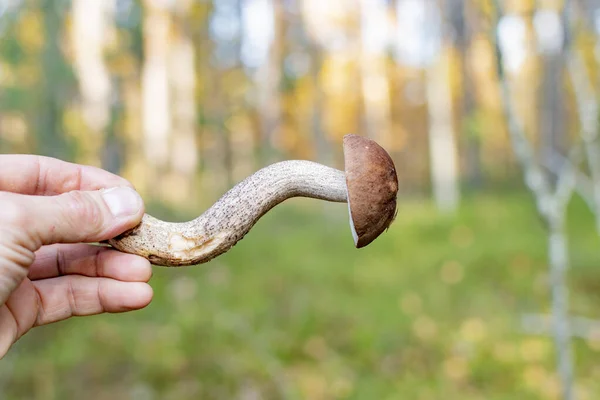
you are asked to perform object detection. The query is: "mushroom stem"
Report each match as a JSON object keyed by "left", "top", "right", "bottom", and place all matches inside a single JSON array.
[{"left": 108, "top": 160, "right": 348, "bottom": 266}]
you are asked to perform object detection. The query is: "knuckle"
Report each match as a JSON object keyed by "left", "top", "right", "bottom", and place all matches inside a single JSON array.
[
  {"left": 0, "top": 240, "right": 35, "bottom": 271},
  {"left": 0, "top": 241, "right": 34, "bottom": 304},
  {"left": 62, "top": 191, "right": 104, "bottom": 233},
  {"left": 0, "top": 193, "right": 29, "bottom": 228}
]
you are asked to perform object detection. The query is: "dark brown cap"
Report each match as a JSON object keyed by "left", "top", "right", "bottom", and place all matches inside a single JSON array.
[{"left": 343, "top": 134, "right": 398, "bottom": 248}]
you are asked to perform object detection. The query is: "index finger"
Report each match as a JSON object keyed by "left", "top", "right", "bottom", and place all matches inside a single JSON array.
[{"left": 0, "top": 154, "right": 133, "bottom": 195}]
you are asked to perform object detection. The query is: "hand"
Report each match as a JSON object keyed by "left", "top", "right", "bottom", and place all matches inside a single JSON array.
[{"left": 0, "top": 155, "right": 153, "bottom": 359}]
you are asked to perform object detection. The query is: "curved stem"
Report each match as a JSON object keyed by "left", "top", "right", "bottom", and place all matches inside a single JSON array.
[{"left": 108, "top": 160, "right": 347, "bottom": 266}]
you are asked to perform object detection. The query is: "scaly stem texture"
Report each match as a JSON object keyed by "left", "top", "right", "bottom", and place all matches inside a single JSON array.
[{"left": 109, "top": 160, "right": 347, "bottom": 266}]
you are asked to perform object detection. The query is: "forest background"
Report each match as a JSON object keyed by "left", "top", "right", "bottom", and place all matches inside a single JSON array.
[{"left": 2, "top": 0, "right": 600, "bottom": 399}]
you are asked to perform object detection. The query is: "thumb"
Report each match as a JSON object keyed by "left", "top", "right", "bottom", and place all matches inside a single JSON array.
[{"left": 21, "top": 187, "right": 144, "bottom": 248}]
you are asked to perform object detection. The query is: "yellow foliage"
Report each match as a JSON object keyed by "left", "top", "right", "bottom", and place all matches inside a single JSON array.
[
  {"left": 459, "top": 318, "right": 487, "bottom": 343},
  {"left": 62, "top": 104, "right": 103, "bottom": 166},
  {"left": 16, "top": 9, "right": 45, "bottom": 54},
  {"left": 62, "top": 105, "right": 87, "bottom": 140},
  {"left": 319, "top": 53, "right": 360, "bottom": 140},
  {"left": 470, "top": 35, "right": 501, "bottom": 111},
  {"left": 0, "top": 62, "right": 16, "bottom": 85},
  {"left": 121, "top": 80, "right": 143, "bottom": 142},
  {"left": 539, "top": 374, "right": 561, "bottom": 399},
  {"left": 15, "top": 61, "right": 40, "bottom": 86},
  {"left": 275, "top": 123, "right": 304, "bottom": 156},
  {"left": 1, "top": 113, "right": 28, "bottom": 145},
  {"left": 519, "top": 338, "right": 551, "bottom": 363},
  {"left": 492, "top": 341, "right": 518, "bottom": 363},
  {"left": 505, "top": 0, "right": 536, "bottom": 13},
  {"left": 573, "top": 32, "right": 599, "bottom": 93},
  {"left": 290, "top": 366, "right": 329, "bottom": 400},
  {"left": 522, "top": 364, "right": 549, "bottom": 390},
  {"left": 62, "top": 14, "right": 74, "bottom": 62},
  {"left": 585, "top": 327, "right": 600, "bottom": 351},
  {"left": 107, "top": 52, "right": 139, "bottom": 78},
  {"left": 189, "top": 1, "right": 212, "bottom": 21},
  {"left": 521, "top": 362, "right": 561, "bottom": 399},
  {"left": 445, "top": 47, "right": 463, "bottom": 102},
  {"left": 443, "top": 355, "right": 469, "bottom": 381},
  {"left": 120, "top": 155, "right": 149, "bottom": 196},
  {"left": 161, "top": 171, "right": 195, "bottom": 207},
  {"left": 288, "top": 362, "right": 355, "bottom": 400},
  {"left": 576, "top": 383, "right": 592, "bottom": 400}
]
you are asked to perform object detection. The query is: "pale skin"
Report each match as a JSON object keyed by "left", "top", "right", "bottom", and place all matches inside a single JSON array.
[{"left": 0, "top": 155, "right": 154, "bottom": 359}]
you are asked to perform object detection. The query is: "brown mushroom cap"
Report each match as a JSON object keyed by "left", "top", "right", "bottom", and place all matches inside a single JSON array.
[{"left": 343, "top": 134, "right": 398, "bottom": 248}]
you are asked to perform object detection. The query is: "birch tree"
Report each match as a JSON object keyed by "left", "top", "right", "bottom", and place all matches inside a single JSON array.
[
  {"left": 454, "top": 0, "right": 483, "bottom": 187},
  {"left": 492, "top": 1, "right": 599, "bottom": 399},
  {"left": 301, "top": 0, "right": 359, "bottom": 165},
  {"left": 300, "top": 0, "right": 331, "bottom": 165},
  {"left": 71, "top": 0, "right": 115, "bottom": 166},
  {"left": 248, "top": 0, "right": 282, "bottom": 164},
  {"left": 141, "top": 0, "right": 172, "bottom": 196},
  {"left": 39, "top": 0, "right": 71, "bottom": 159},
  {"left": 394, "top": 0, "right": 460, "bottom": 211},
  {"left": 358, "top": 0, "right": 392, "bottom": 148},
  {"left": 166, "top": 0, "right": 198, "bottom": 204},
  {"left": 204, "top": 0, "right": 241, "bottom": 193},
  {"left": 535, "top": 9, "right": 568, "bottom": 180}
]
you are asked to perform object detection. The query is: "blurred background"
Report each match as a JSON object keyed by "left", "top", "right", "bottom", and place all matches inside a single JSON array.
[{"left": 2, "top": 0, "right": 600, "bottom": 399}]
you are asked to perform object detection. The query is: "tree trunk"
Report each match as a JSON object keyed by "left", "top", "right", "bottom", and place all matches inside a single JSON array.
[
  {"left": 38, "top": 0, "right": 70, "bottom": 159},
  {"left": 426, "top": 0, "right": 460, "bottom": 212},
  {"left": 71, "top": 0, "right": 114, "bottom": 166},
  {"left": 547, "top": 210, "right": 574, "bottom": 400},
  {"left": 309, "top": 47, "right": 331, "bottom": 165},
  {"left": 166, "top": 1, "right": 198, "bottom": 206},
  {"left": 141, "top": 0, "right": 172, "bottom": 197},
  {"left": 358, "top": 0, "right": 392, "bottom": 147},
  {"left": 255, "top": 0, "right": 283, "bottom": 164},
  {"left": 455, "top": 0, "right": 482, "bottom": 188},
  {"left": 539, "top": 53, "right": 566, "bottom": 184},
  {"left": 301, "top": 3, "right": 331, "bottom": 165},
  {"left": 426, "top": 52, "right": 460, "bottom": 212}
]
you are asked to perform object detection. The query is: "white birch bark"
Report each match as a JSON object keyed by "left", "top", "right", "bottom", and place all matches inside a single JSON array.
[
  {"left": 494, "top": 3, "right": 576, "bottom": 398},
  {"left": 251, "top": 0, "right": 281, "bottom": 162},
  {"left": 169, "top": 38, "right": 196, "bottom": 175},
  {"left": 359, "top": 0, "right": 392, "bottom": 146},
  {"left": 142, "top": 0, "right": 172, "bottom": 169},
  {"left": 426, "top": 49, "right": 460, "bottom": 212},
  {"left": 167, "top": 0, "right": 198, "bottom": 204},
  {"left": 567, "top": 53, "right": 600, "bottom": 233},
  {"left": 71, "top": 0, "right": 115, "bottom": 163}
]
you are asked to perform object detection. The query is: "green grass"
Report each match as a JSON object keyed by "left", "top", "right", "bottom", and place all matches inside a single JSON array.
[{"left": 3, "top": 191, "right": 600, "bottom": 399}]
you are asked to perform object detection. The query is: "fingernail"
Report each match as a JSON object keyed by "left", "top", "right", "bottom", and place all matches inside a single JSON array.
[{"left": 102, "top": 187, "right": 143, "bottom": 217}]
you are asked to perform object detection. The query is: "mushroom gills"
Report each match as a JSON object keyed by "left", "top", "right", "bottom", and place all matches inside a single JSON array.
[{"left": 346, "top": 187, "right": 360, "bottom": 247}]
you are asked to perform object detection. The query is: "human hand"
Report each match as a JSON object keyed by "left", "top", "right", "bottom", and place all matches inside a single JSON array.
[{"left": 0, "top": 155, "right": 153, "bottom": 359}]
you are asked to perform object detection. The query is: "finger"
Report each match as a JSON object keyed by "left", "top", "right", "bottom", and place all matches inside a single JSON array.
[
  {"left": 29, "top": 244, "right": 152, "bottom": 282},
  {"left": 0, "top": 154, "right": 133, "bottom": 195},
  {"left": 2, "top": 186, "right": 144, "bottom": 249},
  {"left": 0, "top": 306, "right": 19, "bottom": 359},
  {"left": 3, "top": 279, "right": 38, "bottom": 341},
  {"left": 33, "top": 276, "right": 153, "bottom": 326},
  {"left": 0, "top": 235, "right": 36, "bottom": 306}
]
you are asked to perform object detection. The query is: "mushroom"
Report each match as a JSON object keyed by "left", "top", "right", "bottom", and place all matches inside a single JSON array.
[{"left": 108, "top": 134, "right": 398, "bottom": 266}]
